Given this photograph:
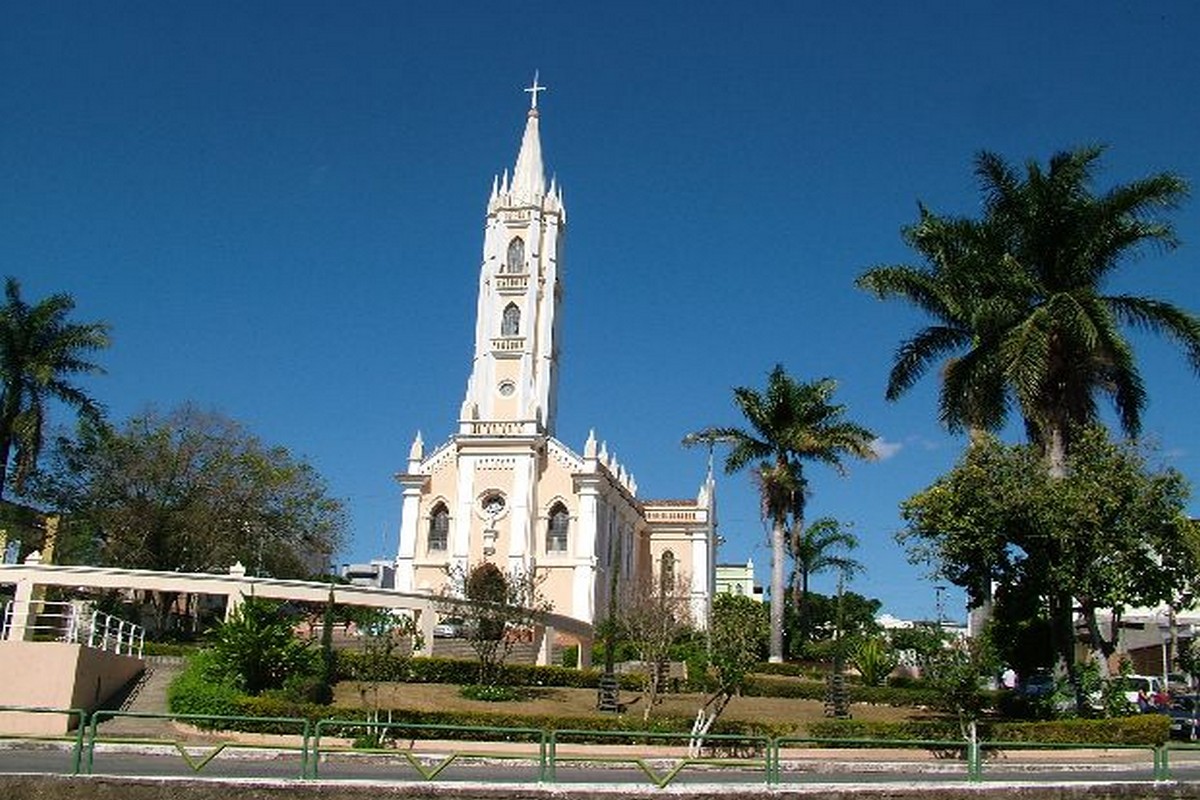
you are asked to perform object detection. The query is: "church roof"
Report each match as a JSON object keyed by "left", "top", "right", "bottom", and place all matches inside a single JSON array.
[{"left": 641, "top": 498, "right": 702, "bottom": 507}]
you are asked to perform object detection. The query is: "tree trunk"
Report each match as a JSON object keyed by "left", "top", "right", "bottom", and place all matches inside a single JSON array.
[
  {"left": 770, "top": 517, "right": 785, "bottom": 663},
  {"left": 1047, "top": 425, "right": 1068, "bottom": 480},
  {"left": 0, "top": 429, "right": 11, "bottom": 503}
]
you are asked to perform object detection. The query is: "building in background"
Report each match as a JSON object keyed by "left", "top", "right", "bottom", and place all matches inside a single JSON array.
[{"left": 715, "top": 558, "right": 762, "bottom": 602}]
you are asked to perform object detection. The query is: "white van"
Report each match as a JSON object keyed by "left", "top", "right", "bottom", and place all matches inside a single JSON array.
[{"left": 1122, "top": 674, "right": 1166, "bottom": 707}]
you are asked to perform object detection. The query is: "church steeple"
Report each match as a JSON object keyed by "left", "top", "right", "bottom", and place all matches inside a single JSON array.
[
  {"left": 461, "top": 75, "right": 566, "bottom": 437},
  {"left": 510, "top": 75, "right": 546, "bottom": 200}
]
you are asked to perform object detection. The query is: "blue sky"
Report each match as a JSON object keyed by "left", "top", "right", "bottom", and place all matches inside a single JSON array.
[{"left": 5, "top": 3, "right": 1199, "bottom": 622}]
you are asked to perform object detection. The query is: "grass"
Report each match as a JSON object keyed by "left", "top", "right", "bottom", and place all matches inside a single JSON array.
[{"left": 332, "top": 681, "right": 929, "bottom": 727}]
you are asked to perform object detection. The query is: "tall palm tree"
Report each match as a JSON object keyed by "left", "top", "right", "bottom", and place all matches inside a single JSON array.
[
  {"left": 0, "top": 277, "right": 110, "bottom": 501},
  {"left": 857, "top": 207, "right": 1016, "bottom": 437},
  {"left": 859, "top": 146, "right": 1200, "bottom": 473},
  {"left": 686, "top": 366, "right": 876, "bottom": 663}
]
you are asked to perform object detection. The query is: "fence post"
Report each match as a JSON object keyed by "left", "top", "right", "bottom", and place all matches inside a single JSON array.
[
  {"left": 966, "top": 722, "right": 982, "bottom": 782},
  {"left": 1155, "top": 745, "right": 1170, "bottom": 781}
]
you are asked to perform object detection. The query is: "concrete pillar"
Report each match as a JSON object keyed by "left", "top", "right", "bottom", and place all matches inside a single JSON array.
[
  {"left": 7, "top": 552, "right": 41, "bottom": 641},
  {"left": 577, "top": 632, "right": 592, "bottom": 669},
  {"left": 225, "top": 561, "right": 248, "bottom": 620},
  {"left": 416, "top": 605, "right": 437, "bottom": 659},
  {"left": 535, "top": 624, "right": 554, "bottom": 666}
]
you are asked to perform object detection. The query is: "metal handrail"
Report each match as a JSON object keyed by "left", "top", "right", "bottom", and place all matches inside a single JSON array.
[{"left": 1, "top": 600, "right": 143, "bottom": 657}]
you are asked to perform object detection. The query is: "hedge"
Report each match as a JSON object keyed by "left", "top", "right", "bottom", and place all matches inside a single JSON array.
[
  {"left": 742, "top": 675, "right": 945, "bottom": 708},
  {"left": 808, "top": 714, "right": 1168, "bottom": 746},
  {"left": 335, "top": 652, "right": 642, "bottom": 691}
]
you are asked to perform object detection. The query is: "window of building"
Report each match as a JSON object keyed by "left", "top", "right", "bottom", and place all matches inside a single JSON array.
[
  {"left": 547, "top": 503, "right": 569, "bottom": 553},
  {"left": 660, "top": 550, "right": 676, "bottom": 591},
  {"left": 428, "top": 504, "right": 449, "bottom": 552},
  {"left": 506, "top": 237, "right": 525, "bottom": 273},
  {"left": 502, "top": 303, "right": 520, "bottom": 336}
]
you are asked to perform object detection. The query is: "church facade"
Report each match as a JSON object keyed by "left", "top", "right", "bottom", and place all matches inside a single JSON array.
[{"left": 394, "top": 83, "right": 716, "bottom": 630}]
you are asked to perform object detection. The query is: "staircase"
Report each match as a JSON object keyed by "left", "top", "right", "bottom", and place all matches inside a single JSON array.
[{"left": 98, "top": 655, "right": 186, "bottom": 738}]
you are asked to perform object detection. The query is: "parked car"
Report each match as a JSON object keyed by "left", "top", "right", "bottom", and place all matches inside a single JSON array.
[
  {"left": 433, "top": 617, "right": 465, "bottom": 638},
  {"left": 1169, "top": 695, "right": 1200, "bottom": 740},
  {"left": 1017, "top": 671, "right": 1056, "bottom": 698}
]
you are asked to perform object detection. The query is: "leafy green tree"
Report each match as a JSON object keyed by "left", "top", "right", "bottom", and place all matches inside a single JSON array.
[
  {"left": 209, "top": 596, "right": 313, "bottom": 695},
  {"left": 900, "top": 428, "right": 1200, "bottom": 686},
  {"left": 859, "top": 147, "right": 1200, "bottom": 475},
  {"left": 31, "top": 406, "right": 345, "bottom": 577},
  {"left": 342, "top": 608, "right": 421, "bottom": 743},
  {"left": 788, "top": 589, "right": 882, "bottom": 660},
  {"left": 690, "top": 593, "right": 768, "bottom": 750},
  {"left": 924, "top": 634, "right": 999, "bottom": 736},
  {"left": 0, "top": 277, "right": 109, "bottom": 502},
  {"left": 687, "top": 366, "right": 875, "bottom": 663}
]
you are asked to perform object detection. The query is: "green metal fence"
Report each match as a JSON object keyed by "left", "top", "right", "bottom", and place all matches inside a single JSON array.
[
  {"left": 310, "top": 719, "right": 547, "bottom": 781},
  {"left": 0, "top": 705, "right": 1187, "bottom": 786},
  {"left": 84, "top": 710, "right": 311, "bottom": 779},
  {"left": 0, "top": 705, "right": 86, "bottom": 774}
]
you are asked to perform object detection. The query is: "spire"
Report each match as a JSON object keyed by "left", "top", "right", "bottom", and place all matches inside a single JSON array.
[{"left": 510, "top": 73, "right": 546, "bottom": 200}]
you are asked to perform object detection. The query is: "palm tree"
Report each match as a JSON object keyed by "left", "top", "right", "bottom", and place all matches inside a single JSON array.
[
  {"left": 686, "top": 366, "right": 876, "bottom": 663},
  {"left": 859, "top": 146, "right": 1200, "bottom": 473},
  {"left": 856, "top": 208, "right": 1015, "bottom": 438},
  {"left": 0, "top": 277, "right": 110, "bottom": 500},
  {"left": 790, "top": 516, "right": 861, "bottom": 619}
]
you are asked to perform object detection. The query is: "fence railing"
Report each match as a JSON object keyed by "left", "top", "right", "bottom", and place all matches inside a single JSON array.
[
  {"left": 0, "top": 706, "right": 1188, "bottom": 786},
  {"left": 1, "top": 600, "right": 144, "bottom": 657}
]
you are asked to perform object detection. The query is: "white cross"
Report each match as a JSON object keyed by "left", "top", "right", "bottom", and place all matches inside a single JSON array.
[{"left": 525, "top": 71, "right": 546, "bottom": 110}]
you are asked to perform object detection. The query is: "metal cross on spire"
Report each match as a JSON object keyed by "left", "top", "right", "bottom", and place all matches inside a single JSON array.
[{"left": 525, "top": 71, "right": 546, "bottom": 110}]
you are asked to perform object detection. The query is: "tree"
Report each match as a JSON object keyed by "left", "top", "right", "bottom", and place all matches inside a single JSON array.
[
  {"left": 859, "top": 147, "right": 1200, "bottom": 475},
  {"left": 31, "top": 406, "right": 345, "bottom": 577},
  {"left": 790, "top": 516, "right": 862, "bottom": 620},
  {"left": 686, "top": 365, "right": 875, "bottom": 662},
  {"left": 609, "top": 569, "right": 695, "bottom": 720},
  {"left": 900, "top": 428, "right": 1200, "bottom": 690},
  {"left": 786, "top": 588, "right": 882, "bottom": 661},
  {"left": 0, "top": 277, "right": 109, "bottom": 502},
  {"left": 690, "top": 593, "right": 768, "bottom": 753},
  {"left": 440, "top": 561, "right": 552, "bottom": 687},
  {"left": 28, "top": 406, "right": 346, "bottom": 632}
]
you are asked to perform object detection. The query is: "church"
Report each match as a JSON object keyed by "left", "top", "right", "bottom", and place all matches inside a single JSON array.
[{"left": 393, "top": 80, "right": 717, "bottom": 630}]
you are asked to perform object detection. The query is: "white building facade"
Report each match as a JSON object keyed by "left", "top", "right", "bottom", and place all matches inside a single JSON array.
[{"left": 394, "top": 83, "right": 715, "bottom": 629}]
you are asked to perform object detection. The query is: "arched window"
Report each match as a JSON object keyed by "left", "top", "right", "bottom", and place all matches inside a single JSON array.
[
  {"left": 660, "top": 550, "right": 676, "bottom": 591},
  {"left": 506, "top": 237, "right": 525, "bottom": 273},
  {"left": 428, "top": 503, "right": 449, "bottom": 552},
  {"left": 547, "top": 503, "right": 569, "bottom": 553},
  {"left": 502, "top": 303, "right": 520, "bottom": 336}
]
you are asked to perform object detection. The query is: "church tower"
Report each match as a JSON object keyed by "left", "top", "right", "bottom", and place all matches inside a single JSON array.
[{"left": 460, "top": 75, "right": 566, "bottom": 437}]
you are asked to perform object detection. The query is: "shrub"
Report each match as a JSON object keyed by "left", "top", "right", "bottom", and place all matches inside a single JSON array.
[
  {"left": 807, "top": 714, "right": 1168, "bottom": 746},
  {"left": 210, "top": 597, "right": 316, "bottom": 695},
  {"left": 167, "top": 650, "right": 241, "bottom": 718},
  {"left": 460, "top": 684, "right": 518, "bottom": 702}
]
